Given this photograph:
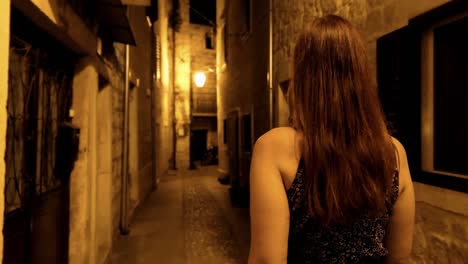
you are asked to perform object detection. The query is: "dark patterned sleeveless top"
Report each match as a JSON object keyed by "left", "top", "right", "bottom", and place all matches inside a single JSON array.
[{"left": 287, "top": 159, "right": 399, "bottom": 263}]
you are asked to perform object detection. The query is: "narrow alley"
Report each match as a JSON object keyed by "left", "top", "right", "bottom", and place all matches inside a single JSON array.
[{"left": 109, "top": 166, "right": 250, "bottom": 264}]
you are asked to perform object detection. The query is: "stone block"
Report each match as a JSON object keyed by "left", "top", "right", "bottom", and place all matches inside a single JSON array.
[
  {"left": 381, "top": 1, "right": 407, "bottom": 35},
  {"left": 427, "top": 233, "right": 451, "bottom": 262},
  {"left": 320, "top": 0, "right": 338, "bottom": 14},
  {"left": 366, "top": 0, "right": 383, "bottom": 9},
  {"left": 365, "top": 8, "right": 384, "bottom": 36},
  {"left": 451, "top": 220, "right": 468, "bottom": 242},
  {"left": 412, "top": 223, "right": 427, "bottom": 256}
]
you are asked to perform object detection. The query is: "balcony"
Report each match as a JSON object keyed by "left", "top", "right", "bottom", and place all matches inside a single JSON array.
[{"left": 192, "top": 93, "right": 216, "bottom": 116}]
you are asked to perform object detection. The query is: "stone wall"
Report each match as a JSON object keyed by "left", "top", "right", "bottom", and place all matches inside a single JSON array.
[
  {"left": 217, "top": 0, "right": 271, "bottom": 178},
  {"left": 411, "top": 183, "right": 468, "bottom": 263},
  {"left": 169, "top": 0, "right": 218, "bottom": 169},
  {"left": 105, "top": 42, "right": 126, "bottom": 250},
  {"left": 70, "top": 58, "right": 99, "bottom": 264},
  {"left": 0, "top": 1, "right": 10, "bottom": 262},
  {"left": 189, "top": 23, "right": 217, "bottom": 159},
  {"left": 272, "top": 0, "right": 468, "bottom": 262},
  {"left": 272, "top": 0, "right": 452, "bottom": 111},
  {"left": 105, "top": 5, "right": 162, "bottom": 251},
  {"left": 215, "top": 0, "right": 227, "bottom": 174},
  {"left": 190, "top": 24, "right": 216, "bottom": 111},
  {"left": 127, "top": 6, "right": 155, "bottom": 220},
  {"left": 155, "top": 0, "right": 175, "bottom": 178},
  {"left": 174, "top": 0, "right": 192, "bottom": 169}
]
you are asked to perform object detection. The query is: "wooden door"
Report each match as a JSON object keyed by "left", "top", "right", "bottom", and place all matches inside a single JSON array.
[{"left": 227, "top": 112, "right": 239, "bottom": 189}]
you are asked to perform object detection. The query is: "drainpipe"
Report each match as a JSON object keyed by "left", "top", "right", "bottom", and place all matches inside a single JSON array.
[
  {"left": 172, "top": 26, "right": 177, "bottom": 169},
  {"left": 150, "top": 20, "right": 157, "bottom": 190},
  {"left": 268, "top": 0, "right": 273, "bottom": 129},
  {"left": 120, "top": 43, "right": 130, "bottom": 235}
]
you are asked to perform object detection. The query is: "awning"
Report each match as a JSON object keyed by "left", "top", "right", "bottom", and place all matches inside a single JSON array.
[{"left": 95, "top": 0, "right": 136, "bottom": 45}]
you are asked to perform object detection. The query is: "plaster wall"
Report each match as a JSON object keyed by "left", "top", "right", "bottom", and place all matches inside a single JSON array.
[
  {"left": 0, "top": 1, "right": 11, "bottom": 263},
  {"left": 156, "top": 0, "right": 176, "bottom": 176},
  {"left": 127, "top": 5, "right": 156, "bottom": 219},
  {"left": 105, "top": 42, "right": 127, "bottom": 251},
  {"left": 96, "top": 84, "right": 113, "bottom": 264},
  {"left": 69, "top": 58, "right": 98, "bottom": 264}
]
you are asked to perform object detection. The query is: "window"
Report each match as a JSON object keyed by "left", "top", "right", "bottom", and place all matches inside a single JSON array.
[
  {"left": 205, "top": 33, "right": 213, "bottom": 49},
  {"left": 377, "top": 1, "right": 468, "bottom": 193},
  {"left": 429, "top": 16, "right": 468, "bottom": 175}
]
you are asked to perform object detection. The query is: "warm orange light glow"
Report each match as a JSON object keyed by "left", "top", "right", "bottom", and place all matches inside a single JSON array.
[
  {"left": 146, "top": 16, "right": 152, "bottom": 27},
  {"left": 194, "top": 72, "right": 206, "bottom": 88}
]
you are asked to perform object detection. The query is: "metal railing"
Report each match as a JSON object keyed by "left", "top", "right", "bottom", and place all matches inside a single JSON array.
[{"left": 193, "top": 93, "right": 216, "bottom": 114}]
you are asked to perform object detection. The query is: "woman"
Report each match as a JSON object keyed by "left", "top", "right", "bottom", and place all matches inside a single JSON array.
[{"left": 248, "top": 15, "right": 415, "bottom": 263}]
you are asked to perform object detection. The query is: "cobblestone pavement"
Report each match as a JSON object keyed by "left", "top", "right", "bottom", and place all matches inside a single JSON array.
[{"left": 110, "top": 166, "right": 250, "bottom": 264}]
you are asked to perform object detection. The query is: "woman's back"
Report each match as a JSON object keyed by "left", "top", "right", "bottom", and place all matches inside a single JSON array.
[
  {"left": 249, "top": 127, "right": 414, "bottom": 263},
  {"left": 248, "top": 15, "right": 415, "bottom": 264},
  {"left": 287, "top": 158, "right": 399, "bottom": 263}
]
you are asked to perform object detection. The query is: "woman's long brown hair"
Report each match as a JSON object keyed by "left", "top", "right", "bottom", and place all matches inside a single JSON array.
[{"left": 288, "top": 15, "right": 396, "bottom": 225}]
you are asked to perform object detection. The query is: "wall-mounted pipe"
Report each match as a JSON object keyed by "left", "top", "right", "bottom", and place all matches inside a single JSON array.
[
  {"left": 150, "top": 15, "right": 157, "bottom": 190},
  {"left": 120, "top": 42, "right": 130, "bottom": 235},
  {"left": 172, "top": 23, "right": 177, "bottom": 169}
]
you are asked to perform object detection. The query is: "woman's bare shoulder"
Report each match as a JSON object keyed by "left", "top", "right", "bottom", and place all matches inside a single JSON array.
[
  {"left": 255, "top": 127, "right": 301, "bottom": 161},
  {"left": 390, "top": 136, "right": 412, "bottom": 194},
  {"left": 256, "top": 127, "right": 298, "bottom": 147}
]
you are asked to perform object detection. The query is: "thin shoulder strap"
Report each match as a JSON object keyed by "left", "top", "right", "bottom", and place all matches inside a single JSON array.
[
  {"left": 389, "top": 139, "right": 401, "bottom": 205},
  {"left": 391, "top": 140, "right": 400, "bottom": 172}
]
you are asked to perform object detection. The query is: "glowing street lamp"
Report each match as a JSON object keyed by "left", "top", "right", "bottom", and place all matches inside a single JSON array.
[{"left": 194, "top": 72, "right": 206, "bottom": 88}]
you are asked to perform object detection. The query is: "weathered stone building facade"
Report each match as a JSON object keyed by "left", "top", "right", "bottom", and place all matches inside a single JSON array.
[
  {"left": 0, "top": 1, "right": 166, "bottom": 263},
  {"left": 156, "top": 0, "right": 217, "bottom": 169},
  {"left": 191, "top": 23, "right": 217, "bottom": 153},
  {"left": 154, "top": 0, "right": 176, "bottom": 179},
  {"left": 216, "top": 0, "right": 271, "bottom": 194},
  {"left": 218, "top": 0, "right": 468, "bottom": 262}
]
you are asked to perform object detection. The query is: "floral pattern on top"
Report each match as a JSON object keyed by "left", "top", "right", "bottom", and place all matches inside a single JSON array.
[{"left": 287, "top": 160, "right": 399, "bottom": 264}]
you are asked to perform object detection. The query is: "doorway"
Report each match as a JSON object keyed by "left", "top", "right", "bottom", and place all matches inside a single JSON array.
[
  {"left": 226, "top": 111, "right": 244, "bottom": 205},
  {"left": 190, "top": 129, "right": 208, "bottom": 166}
]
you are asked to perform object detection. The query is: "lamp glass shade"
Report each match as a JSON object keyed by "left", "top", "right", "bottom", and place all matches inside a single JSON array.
[{"left": 194, "top": 72, "right": 206, "bottom": 88}]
